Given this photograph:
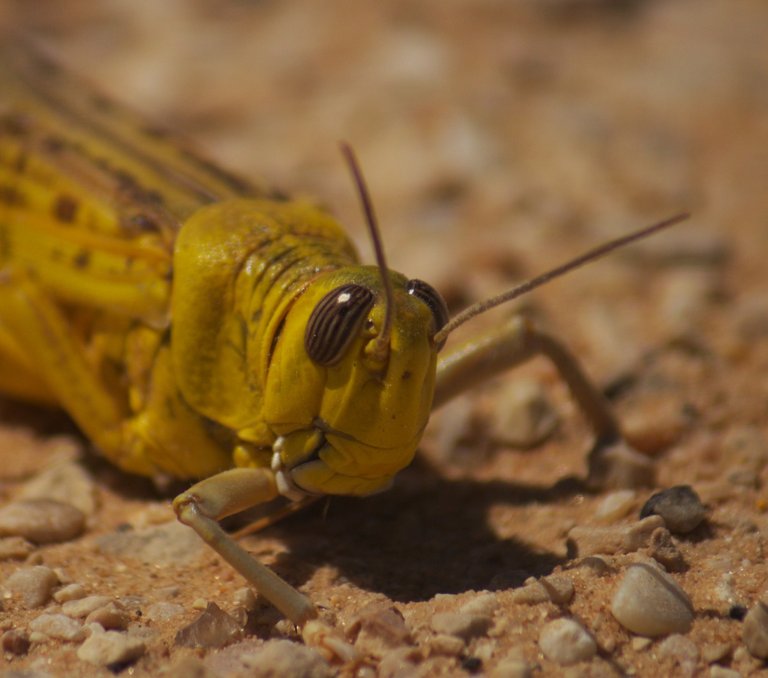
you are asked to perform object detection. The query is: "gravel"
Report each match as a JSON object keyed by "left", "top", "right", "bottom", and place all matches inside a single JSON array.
[
  {"left": 237, "top": 639, "right": 332, "bottom": 678},
  {"left": 77, "top": 626, "right": 146, "bottom": 667},
  {"left": 538, "top": 618, "right": 597, "bottom": 665},
  {"left": 0, "top": 499, "right": 85, "bottom": 544},
  {"left": 29, "top": 613, "right": 85, "bottom": 642},
  {"left": 61, "top": 595, "right": 113, "bottom": 618},
  {"left": 610, "top": 563, "right": 694, "bottom": 637},
  {"left": 4, "top": 565, "right": 59, "bottom": 608},
  {"left": 640, "top": 485, "right": 707, "bottom": 534},
  {"left": 349, "top": 605, "right": 412, "bottom": 657},
  {"left": 175, "top": 602, "right": 244, "bottom": 649}
]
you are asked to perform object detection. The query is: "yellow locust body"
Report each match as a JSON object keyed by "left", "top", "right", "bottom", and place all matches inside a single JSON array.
[
  {"left": 0, "top": 42, "right": 681, "bottom": 645},
  {"left": 0, "top": 47, "right": 443, "bottom": 498}
]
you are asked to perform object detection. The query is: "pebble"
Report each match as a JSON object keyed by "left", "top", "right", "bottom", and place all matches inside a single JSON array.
[
  {"left": 85, "top": 602, "right": 131, "bottom": 630},
  {"left": 18, "top": 459, "right": 98, "bottom": 516},
  {"left": 657, "top": 634, "right": 699, "bottom": 669},
  {"left": 567, "top": 515, "right": 664, "bottom": 556},
  {"left": 238, "top": 639, "right": 332, "bottom": 677},
  {"left": 610, "top": 563, "right": 693, "bottom": 636},
  {"left": 175, "top": 602, "right": 243, "bottom": 649},
  {"left": 489, "top": 656, "right": 532, "bottom": 678},
  {"left": 647, "top": 527, "right": 686, "bottom": 570},
  {"left": 0, "top": 499, "right": 85, "bottom": 544},
  {"left": 53, "top": 582, "right": 87, "bottom": 603},
  {"left": 378, "top": 646, "right": 422, "bottom": 678},
  {"left": 4, "top": 565, "right": 59, "bottom": 608},
  {"left": 742, "top": 601, "right": 768, "bottom": 658},
  {"left": 0, "top": 536, "right": 35, "bottom": 561},
  {"left": 594, "top": 490, "right": 636, "bottom": 523},
  {"left": 428, "top": 633, "right": 466, "bottom": 656},
  {"left": 145, "top": 601, "right": 186, "bottom": 622},
  {"left": 96, "top": 520, "right": 205, "bottom": 566},
  {"left": 640, "top": 485, "right": 706, "bottom": 534},
  {"left": 2, "top": 628, "right": 31, "bottom": 655},
  {"left": 77, "top": 626, "right": 146, "bottom": 667},
  {"left": 490, "top": 379, "right": 559, "bottom": 447},
  {"left": 62, "top": 595, "right": 113, "bottom": 618},
  {"left": 430, "top": 609, "right": 493, "bottom": 641},
  {"left": 541, "top": 575, "right": 575, "bottom": 604},
  {"left": 538, "top": 618, "right": 597, "bottom": 665},
  {"left": 29, "top": 613, "right": 84, "bottom": 641},
  {"left": 622, "top": 394, "right": 690, "bottom": 455},
  {"left": 349, "top": 605, "right": 412, "bottom": 657},
  {"left": 586, "top": 440, "right": 655, "bottom": 489}
]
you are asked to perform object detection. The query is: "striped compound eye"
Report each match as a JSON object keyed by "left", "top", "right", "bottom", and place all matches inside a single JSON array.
[
  {"left": 407, "top": 279, "right": 449, "bottom": 349},
  {"left": 305, "top": 284, "right": 375, "bottom": 366}
]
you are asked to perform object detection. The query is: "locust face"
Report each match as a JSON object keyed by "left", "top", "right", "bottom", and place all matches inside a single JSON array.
[{"left": 263, "top": 266, "right": 448, "bottom": 498}]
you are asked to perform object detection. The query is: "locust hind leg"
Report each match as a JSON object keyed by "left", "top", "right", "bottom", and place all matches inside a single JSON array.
[
  {"left": 173, "top": 468, "right": 358, "bottom": 662},
  {"left": 434, "top": 315, "right": 653, "bottom": 488},
  {"left": 0, "top": 269, "right": 132, "bottom": 461}
]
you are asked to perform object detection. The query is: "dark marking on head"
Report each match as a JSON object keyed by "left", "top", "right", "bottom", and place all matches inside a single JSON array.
[
  {"left": 73, "top": 250, "right": 90, "bottom": 269},
  {"left": 53, "top": 194, "right": 79, "bottom": 224},
  {"left": 141, "top": 124, "right": 170, "bottom": 140},
  {"left": 41, "top": 135, "right": 66, "bottom": 154},
  {"left": 401, "top": 370, "right": 412, "bottom": 381}
]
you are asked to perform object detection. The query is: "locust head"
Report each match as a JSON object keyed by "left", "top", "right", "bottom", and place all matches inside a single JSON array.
[{"left": 263, "top": 266, "right": 448, "bottom": 498}]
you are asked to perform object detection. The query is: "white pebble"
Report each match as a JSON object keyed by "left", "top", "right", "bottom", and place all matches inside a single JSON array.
[
  {"left": 4, "top": 565, "right": 59, "bottom": 608},
  {"left": 611, "top": 563, "right": 693, "bottom": 636},
  {"left": 431, "top": 610, "right": 492, "bottom": 641},
  {"left": 239, "top": 639, "right": 331, "bottom": 677},
  {"left": 594, "top": 490, "right": 636, "bottom": 523},
  {"left": 538, "top": 618, "right": 596, "bottom": 665},
  {"left": 77, "top": 627, "right": 146, "bottom": 666},
  {"left": 29, "top": 613, "right": 84, "bottom": 641},
  {"left": 53, "top": 583, "right": 87, "bottom": 603}
]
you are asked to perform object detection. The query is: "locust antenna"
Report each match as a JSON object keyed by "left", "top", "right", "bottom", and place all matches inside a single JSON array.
[
  {"left": 433, "top": 212, "right": 690, "bottom": 346},
  {"left": 340, "top": 142, "right": 394, "bottom": 361}
]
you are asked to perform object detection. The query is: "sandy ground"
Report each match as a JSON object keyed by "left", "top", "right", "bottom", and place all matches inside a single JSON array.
[{"left": 1, "top": 0, "right": 768, "bottom": 675}]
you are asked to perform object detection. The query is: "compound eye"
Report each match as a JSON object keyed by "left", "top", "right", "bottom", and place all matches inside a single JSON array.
[
  {"left": 407, "top": 278, "right": 450, "bottom": 349},
  {"left": 305, "top": 284, "right": 375, "bottom": 366}
]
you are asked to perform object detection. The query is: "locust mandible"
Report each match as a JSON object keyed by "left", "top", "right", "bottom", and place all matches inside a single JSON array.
[{"left": 0, "top": 42, "right": 687, "bottom": 651}]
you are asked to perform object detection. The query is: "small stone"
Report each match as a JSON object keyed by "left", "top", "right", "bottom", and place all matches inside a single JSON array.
[
  {"left": 701, "top": 642, "right": 732, "bottom": 663},
  {"left": 175, "top": 602, "right": 243, "bottom": 649},
  {"left": 541, "top": 575, "right": 575, "bottom": 604},
  {"left": 631, "top": 637, "right": 652, "bottom": 651},
  {"left": 0, "top": 536, "right": 35, "bottom": 560},
  {"left": 62, "top": 595, "right": 113, "bottom": 618},
  {"left": 77, "top": 626, "right": 146, "bottom": 667},
  {"left": 622, "top": 394, "right": 690, "bottom": 454},
  {"left": 96, "top": 521, "right": 205, "bottom": 566},
  {"left": 233, "top": 587, "right": 258, "bottom": 611},
  {"left": 647, "top": 527, "right": 686, "bottom": 570},
  {"left": 567, "top": 515, "right": 663, "bottom": 556},
  {"left": 743, "top": 601, "right": 768, "bottom": 659},
  {"left": 4, "top": 565, "right": 59, "bottom": 608},
  {"left": 18, "top": 459, "right": 98, "bottom": 516},
  {"left": 378, "top": 646, "right": 422, "bottom": 678},
  {"left": 164, "top": 655, "right": 214, "bottom": 678},
  {"left": 595, "top": 490, "right": 636, "bottom": 523},
  {"left": 459, "top": 592, "right": 499, "bottom": 617},
  {"left": 640, "top": 486, "right": 706, "bottom": 534},
  {"left": 2, "top": 628, "right": 31, "bottom": 655},
  {"left": 85, "top": 602, "right": 131, "bottom": 630},
  {"left": 428, "top": 633, "right": 465, "bottom": 656},
  {"left": 430, "top": 610, "right": 493, "bottom": 641},
  {"left": 53, "top": 583, "right": 87, "bottom": 603},
  {"left": 611, "top": 563, "right": 694, "bottom": 637},
  {"left": 349, "top": 606, "right": 412, "bottom": 657},
  {"left": 509, "top": 580, "right": 551, "bottom": 605},
  {"left": 538, "top": 618, "right": 597, "bottom": 665},
  {"left": 587, "top": 440, "right": 655, "bottom": 489},
  {"left": 490, "top": 379, "right": 559, "bottom": 447},
  {"left": 239, "top": 638, "right": 332, "bottom": 677},
  {"left": 29, "top": 613, "right": 84, "bottom": 641},
  {"left": 0, "top": 499, "right": 85, "bottom": 544},
  {"left": 657, "top": 634, "right": 699, "bottom": 668},
  {"left": 145, "top": 602, "right": 185, "bottom": 622}
]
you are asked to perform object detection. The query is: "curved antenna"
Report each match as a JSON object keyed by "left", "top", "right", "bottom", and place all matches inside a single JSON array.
[
  {"left": 340, "top": 142, "right": 394, "bottom": 361},
  {"left": 433, "top": 212, "right": 690, "bottom": 346}
]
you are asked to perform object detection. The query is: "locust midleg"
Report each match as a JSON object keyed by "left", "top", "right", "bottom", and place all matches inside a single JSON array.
[{"left": 434, "top": 315, "right": 652, "bottom": 488}]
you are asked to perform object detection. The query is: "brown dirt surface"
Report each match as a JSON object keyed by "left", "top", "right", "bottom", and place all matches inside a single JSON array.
[{"left": 1, "top": 1, "right": 768, "bottom": 676}]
